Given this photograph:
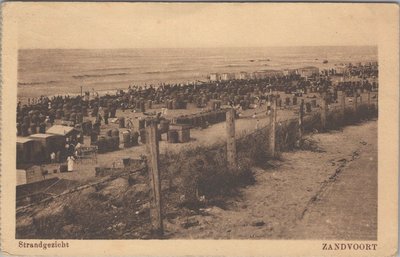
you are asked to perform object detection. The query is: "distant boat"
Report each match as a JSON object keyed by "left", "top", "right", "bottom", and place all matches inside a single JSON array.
[
  {"left": 323, "top": 60, "right": 329, "bottom": 64},
  {"left": 249, "top": 60, "right": 255, "bottom": 62}
]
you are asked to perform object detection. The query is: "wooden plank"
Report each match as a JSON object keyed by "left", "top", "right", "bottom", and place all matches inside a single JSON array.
[
  {"left": 226, "top": 108, "right": 237, "bottom": 171},
  {"left": 146, "top": 123, "right": 163, "bottom": 236}
]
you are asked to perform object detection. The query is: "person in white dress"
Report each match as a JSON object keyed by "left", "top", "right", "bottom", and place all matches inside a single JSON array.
[
  {"left": 50, "top": 152, "right": 56, "bottom": 163},
  {"left": 67, "top": 155, "right": 75, "bottom": 172}
]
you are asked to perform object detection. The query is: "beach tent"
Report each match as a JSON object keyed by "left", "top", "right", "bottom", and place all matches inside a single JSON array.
[
  {"left": 16, "top": 137, "right": 44, "bottom": 165},
  {"left": 17, "top": 137, "right": 34, "bottom": 164},
  {"left": 47, "top": 125, "right": 80, "bottom": 142},
  {"left": 29, "top": 133, "right": 66, "bottom": 162},
  {"left": 46, "top": 125, "right": 79, "bottom": 137}
]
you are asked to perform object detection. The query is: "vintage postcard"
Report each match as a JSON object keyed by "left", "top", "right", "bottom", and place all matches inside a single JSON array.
[{"left": 0, "top": 2, "right": 398, "bottom": 256}]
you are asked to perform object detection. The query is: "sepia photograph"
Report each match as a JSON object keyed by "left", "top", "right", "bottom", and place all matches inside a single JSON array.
[
  {"left": 1, "top": 2, "right": 398, "bottom": 256},
  {"left": 15, "top": 46, "right": 379, "bottom": 240}
]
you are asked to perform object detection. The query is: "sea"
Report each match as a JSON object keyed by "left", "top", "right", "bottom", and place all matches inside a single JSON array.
[{"left": 18, "top": 46, "right": 378, "bottom": 99}]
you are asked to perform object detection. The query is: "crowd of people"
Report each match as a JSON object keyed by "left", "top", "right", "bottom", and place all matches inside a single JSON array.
[{"left": 17, "top": 63, "right": 379, "bottom": 138}]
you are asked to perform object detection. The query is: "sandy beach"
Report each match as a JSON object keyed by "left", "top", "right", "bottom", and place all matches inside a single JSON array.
[{"left": 164, "top": 120, "right": 377, "bottom": 239}]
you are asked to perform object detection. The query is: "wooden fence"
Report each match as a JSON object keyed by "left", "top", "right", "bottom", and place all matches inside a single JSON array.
[
  {"left": 17, "top": 90, "right": 377, "bottom": 238},
  {"left": 145, "top": 90, "right": 378, "bottom": 236}
]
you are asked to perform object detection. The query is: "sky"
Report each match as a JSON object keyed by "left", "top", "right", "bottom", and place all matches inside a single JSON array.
[{"left": 11, "top": 3, "right": 380, "bottom": 49}]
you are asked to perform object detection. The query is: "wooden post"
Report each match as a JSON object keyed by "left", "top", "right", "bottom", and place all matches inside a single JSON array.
[
  {"left": 226, "top": 108, "right": 237, "bottom": 171},
  {"left": 146, "top": 123, "right": 163, "bottom": 236},
  {"left": 354, "top": 88, "right": 358, "bottom": 111},
  {"left": 367, "top": 90, "right": 371, "bottom": 106},
  {"left": 298, "top": 100, "right": 304, "bottom": 139},
  {"left": 339, "top": 91, "right": 346, "bottom": 110},
  {"left": 339, "top": 91, "right": 346, "bottom": 124},
  {"left": 321, "top": 92, "right": 327, "bottom": 130},
  {"left": 358, "top": 89, "right": 363, "bottom": 104},
  {"left": 269, "top": 97, "right": 277, "bottom": 158}
]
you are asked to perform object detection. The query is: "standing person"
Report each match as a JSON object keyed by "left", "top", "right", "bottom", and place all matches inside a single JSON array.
[
  {"left": 68, "top": 142, "right": 76, "bottom": 157},
  {"left": 98, "top": 106, "right": 103, "bottom": 117},
  {"left": 39, "top": 122, "right": 46, "bottom": 133},
  {"left": 67, "top": 155, "right": 75, "bottom": 172},
  {"left": 267, "top": 98, "right": 271, "bottom": 112},
  {"left": 126, "top": 117, "right": 134, "bottom": 130},
  {"left": 64, "top": 139, "right": 70, "bottom": 161},
  {"left": 75, "top": 141, "right": 82, "bottom": 157},
  {"left": 85, "top": 91, "right": 90, "bottom": 102},
  {"left": 49, "top": 111, "right": 55, "bottom": 125},
  {"left": 95, "top": 113, "right": 103, "bottom": 125},
  {"left": 21, "top": 123, "right": 29, "bottom": 136},
  {"left": 103, "top": 108, "right": 109, "bottom": 125},
  {"left": 50, "top": 152, "right": 56, "bottom": 163}
]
